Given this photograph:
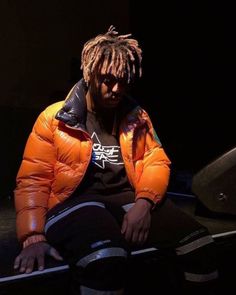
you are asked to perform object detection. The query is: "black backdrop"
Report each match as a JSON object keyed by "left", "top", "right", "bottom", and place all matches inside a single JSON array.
[
  {"left": 129, "top": 0, "right": 236, "bottom": 173},
  {"left": 1, "top": 1, "right": 236, "bottom": 198}
]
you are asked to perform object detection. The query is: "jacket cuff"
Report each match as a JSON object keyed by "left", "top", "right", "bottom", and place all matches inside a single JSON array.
[
  {"left": 23, "top": 234, "right": 46, "bottom": 248},
  {"left": 136, "top": 191, "right": 162, "bottom": 204},
  {"left": 136, "top": 197, "right": 155, "bottom": 210}
]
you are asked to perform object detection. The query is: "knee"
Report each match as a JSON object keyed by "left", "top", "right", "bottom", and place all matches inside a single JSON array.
[
  {"left": 75, "top": 247, "right": 128, "bottom": 291},
  {"left": 175, "top": 233, "right": 219, "bottom": 284}
]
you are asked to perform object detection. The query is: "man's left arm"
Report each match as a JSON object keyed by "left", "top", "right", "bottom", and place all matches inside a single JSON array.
[{"left": 122, "top": 112, "right": 171, "bottom": 244}]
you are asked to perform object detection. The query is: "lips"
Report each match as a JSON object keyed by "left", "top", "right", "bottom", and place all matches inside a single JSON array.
[
  {"left": 110, "top": 97, "right": 120, "bottom": 104},
  {"left": 103, "top": 97, "right": 121, "bottom": 108},
  {"left": 111, "top": 95, "right": 121, "bottom": 101}
]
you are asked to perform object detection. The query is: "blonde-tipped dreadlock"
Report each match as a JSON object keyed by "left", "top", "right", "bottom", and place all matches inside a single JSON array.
[{"left": 81, "top": 25, "right": 142, "bottom": 85}]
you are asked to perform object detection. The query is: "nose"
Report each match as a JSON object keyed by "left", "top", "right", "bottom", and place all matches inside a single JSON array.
[{"left": 111, "top": 82, "right": 120, "bottom": 93}]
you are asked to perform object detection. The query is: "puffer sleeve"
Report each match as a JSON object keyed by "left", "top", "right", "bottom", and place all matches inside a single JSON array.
[
  {"left": 14, "top": 106, "right": 56, "bottom": 244},
  {"left": 135, "top": 110, "right": 171, "bottom": 204}
]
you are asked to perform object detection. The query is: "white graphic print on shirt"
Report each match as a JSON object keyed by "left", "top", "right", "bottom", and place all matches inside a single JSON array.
[{"left": 91, "top": 132, "right": 123, "bottom": 169}]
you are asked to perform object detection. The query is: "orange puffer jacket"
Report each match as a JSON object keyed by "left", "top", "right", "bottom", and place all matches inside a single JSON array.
[{"left": 14, "top": 80, "right": 171, "bottom": 244}]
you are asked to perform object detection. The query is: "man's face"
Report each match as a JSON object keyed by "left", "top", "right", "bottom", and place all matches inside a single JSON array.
[{"left": 89, "top": 70, "right": 128, "bottom": 109}]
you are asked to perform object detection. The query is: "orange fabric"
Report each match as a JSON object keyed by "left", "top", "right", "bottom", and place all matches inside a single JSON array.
[{"left": 14, "top": 102, "right": 171, "bottom": 243}]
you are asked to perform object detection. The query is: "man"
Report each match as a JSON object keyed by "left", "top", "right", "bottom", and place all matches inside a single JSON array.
[{"left": 14, "top": 26, "right": 218, "bottom": 294}]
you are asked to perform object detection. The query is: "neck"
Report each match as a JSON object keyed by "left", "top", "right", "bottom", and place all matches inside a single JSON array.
[{"left": 85, "top": 91, "right": 117, "bottom": 117}]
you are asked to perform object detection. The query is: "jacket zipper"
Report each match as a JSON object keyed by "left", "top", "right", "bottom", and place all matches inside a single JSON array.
[{"left": 64, "top": 125, "right": 93, "bottom": 196}]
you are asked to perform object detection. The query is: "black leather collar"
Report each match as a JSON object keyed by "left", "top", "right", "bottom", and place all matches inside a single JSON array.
[{"left": 55, "top": 79, "right": 87, "bottom": 130}]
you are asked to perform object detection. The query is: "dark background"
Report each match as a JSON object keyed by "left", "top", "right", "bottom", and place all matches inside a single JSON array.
[
  {"left": 1, "top": 0, "right": 235, "bottom": 198},
  {"left": 130, "top": 0, "right": 236, "bottom": 172}
]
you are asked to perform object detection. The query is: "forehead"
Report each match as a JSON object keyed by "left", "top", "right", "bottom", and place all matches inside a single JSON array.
[
  {"left": 98, "top": 59, "right": 125, "bottom": 77},
  {"left": 98, "top": 67, "right": 127, "bottom": 81},
  {"left": 92, "top": 59, "right": 128, "bottom": 84},
  {"left": 99, "top": 67, "right": 115, "bottom": 76}
]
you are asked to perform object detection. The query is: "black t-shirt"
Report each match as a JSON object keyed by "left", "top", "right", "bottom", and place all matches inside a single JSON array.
[{"left": 75, "top": 110, "right": 132, "bottom": 196}]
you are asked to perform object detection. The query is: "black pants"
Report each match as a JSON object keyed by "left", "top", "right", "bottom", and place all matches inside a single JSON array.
[{"left": 45, "top": 192, "right": 219, "bottom": 294}]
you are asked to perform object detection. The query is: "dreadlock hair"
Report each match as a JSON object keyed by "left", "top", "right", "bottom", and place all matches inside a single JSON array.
[{"left": 81, "top": 25, "right": 142, "bottom": 85}]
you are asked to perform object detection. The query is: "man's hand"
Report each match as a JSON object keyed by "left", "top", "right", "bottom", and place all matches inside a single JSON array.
[
  {"left": 121, "top": 198, "right": 152, "bottom": 245},
  {"left": 14, "top": 241, "right": 63, "bottom": 274}
]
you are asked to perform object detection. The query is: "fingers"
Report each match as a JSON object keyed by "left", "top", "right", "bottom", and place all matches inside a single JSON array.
[
  {"left": 131, "top": 227, "right": 147, "bottom": 245},
  {"left": 14, "top": 255, "right": 35, "bottom": 273},
  {"left": 123, "top": 223, "right": 132, "bottom": 242},
  {"left": 48, "top": 247, "right": 63, "bottom": 261},
  {"left": 121, "top": 218, "right": 127, "bottom": 235},
  {"left": 137, "top": 229, "right": 149, "bottom": 245},
  {"left": 14, "top": 243, "right": 63, "bottom": 275},
  {"left": 122, "top": 215, "right": 137, "bottom": 243},
  {"left": 143, "top": 231, "right": 149, "bottom": 244},
  {"left": 37, "top": 254, "right": 45, "bottom": 271},
  {"left": 122, "top": 217, "right": 149, "bottom": 245},
  {"left": 14, "top": 255, "right": 20, "bottom": 270},
  {"left": 131, "top": 228, "right": 139, "bottom": 244},
  {"left": 25, "top": 256, "right": 35, "bottom": 273}
]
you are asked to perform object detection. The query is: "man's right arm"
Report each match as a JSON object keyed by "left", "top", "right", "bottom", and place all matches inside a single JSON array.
[
  {"left": 14, "top": 108, "right": 59, "bottom": 272},
  {"left": 15, "top": 108, "right": 56, "bottom": 243}
]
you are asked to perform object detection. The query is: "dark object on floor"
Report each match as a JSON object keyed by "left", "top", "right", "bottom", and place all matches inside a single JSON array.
[{"left": 192, "top": 147, "right": 236, "bottom": 216}]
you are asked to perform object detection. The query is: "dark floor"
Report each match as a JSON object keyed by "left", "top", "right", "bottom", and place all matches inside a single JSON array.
[{"left": 1, "top": 188, "right": 236, "bottom": 294}]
